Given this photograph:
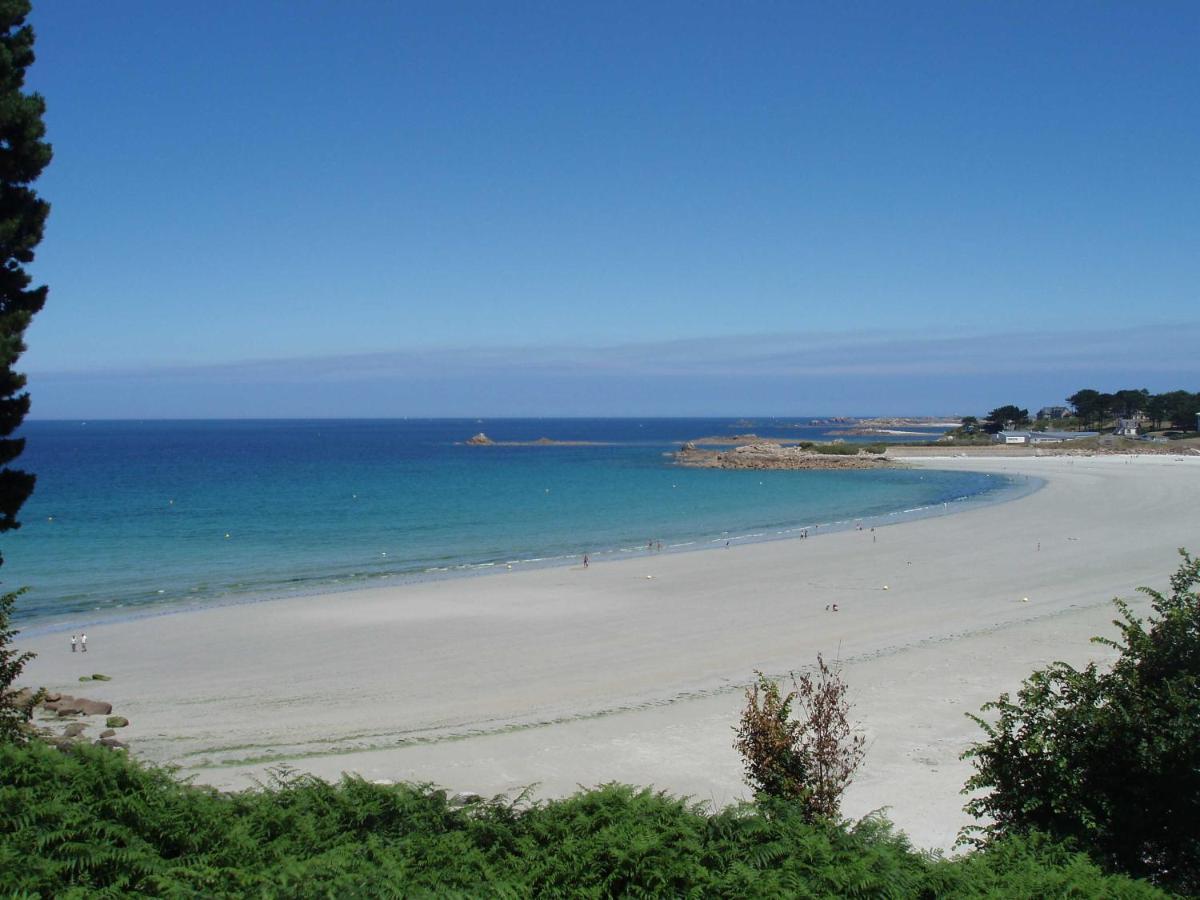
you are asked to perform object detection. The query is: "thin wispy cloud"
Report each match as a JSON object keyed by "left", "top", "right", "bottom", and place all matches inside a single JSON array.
[{"left": 33, "top": 324, "right": 1200, "bottom": 383}]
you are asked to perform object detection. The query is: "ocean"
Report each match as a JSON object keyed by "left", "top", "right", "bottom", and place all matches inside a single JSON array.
[{"left": 3, "top": 418, "right": 1018, "bottom": 630}]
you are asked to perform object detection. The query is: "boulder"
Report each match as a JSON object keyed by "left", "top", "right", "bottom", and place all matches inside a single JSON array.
[
  {"left": 99, "top": 729, "right": 116, "bottom": 738},
  {"left": 11, "top": 687, "right": 40, "bottom": 707},
  {"left": 42, "top": 694, "right": 73, "bottom": 711},
  {"left": 55, "top": 698, "right": 113, "bottom": 717},
  {"left": 62, "top": 722, "right": 87, "bottom": 738},
  {"left": 466, "top": 432, "right": 494, "bottom": 445},
  {"left": 450, "top": 791, "right": 483, "bottom": 807},
  {"left": 95, "top": 737, "right": 128, "bottom": 751},
  {"left": 105, "top": 716, "right": 129, "bottom": 728},
  {"left": 91, "top": 674, "right": 112, "bottom": 681},
  {"left": 78, "top": 675, "right": 92, "bottom": 682},
  {"left": 43, "top": 691, "right": 62, "bottom": 703}
]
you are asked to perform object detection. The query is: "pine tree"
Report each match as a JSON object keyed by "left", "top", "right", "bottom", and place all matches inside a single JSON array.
[{"left": 0, "top": 0, "right": 50, "bottom": 738}]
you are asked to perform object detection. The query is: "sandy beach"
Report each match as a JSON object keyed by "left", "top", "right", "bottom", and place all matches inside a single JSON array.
[{"left": 19, "top": 454, "right": 1200, "bottom": 852}]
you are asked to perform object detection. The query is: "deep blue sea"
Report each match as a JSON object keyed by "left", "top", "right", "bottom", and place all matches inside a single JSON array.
[{"left": 3, "top": 419, "right": 1016, "bottom": 629}]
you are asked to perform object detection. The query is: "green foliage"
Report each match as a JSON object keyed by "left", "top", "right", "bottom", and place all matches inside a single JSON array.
[
  {"left": 0, "top": 587, "right": 37, "bottom": 741},
  {"left": 806, "top": 442, "right": 887, "bottom": 455},
  {"left": 926, "top": 831, "right": 1167, "bottom": 899},
  {"left": 983, "top": 405, "right": 1030, "bottom": 434},
  {"left": 0, "top": 0, "right": 50, "bottom": 540},
  {"left": 963, "top": 550, "right": 1200, "bottom": 893},
  {"left": 1065, "top": 387, "right": 1199, "bottom": 431},
  {"left": 0, "top": 0, "right": 49, "bottom": 747},
  {"left": 734, "top": 658, "right": 865, "bottom": 820},
  {"left": 0, "top": 740, "right": 1168, "bottom": 897}
]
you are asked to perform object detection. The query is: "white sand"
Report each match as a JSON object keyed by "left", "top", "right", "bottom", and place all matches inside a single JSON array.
[{"left": 20, "top": 454, "right": 1200, "bottom": 851}]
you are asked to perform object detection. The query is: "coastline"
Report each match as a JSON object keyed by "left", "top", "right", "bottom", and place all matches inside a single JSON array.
[
  {"left": 14, "top": 466, "right": 1035, "bottom": 638},
  {"left": 18, "top": 454, "right": 1200, "bottom": 852}
]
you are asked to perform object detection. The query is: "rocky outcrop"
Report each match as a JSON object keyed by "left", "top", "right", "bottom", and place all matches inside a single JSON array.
[
  {"left": 676, "top": 441, "right": 897, "bottom": 471},
  {"left": 43, "top": 695, "right": 114, "bottom": 717},
  {"left": 18, "top": 689, "right": 133, "bottom": 753},
  {"left": 465, "top": 433, "right": 608, "bottom": 447}
]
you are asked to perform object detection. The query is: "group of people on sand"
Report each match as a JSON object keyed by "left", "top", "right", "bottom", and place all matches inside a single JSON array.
[{"left": 70, "top": 633, "right": 88, "bottom": 652}]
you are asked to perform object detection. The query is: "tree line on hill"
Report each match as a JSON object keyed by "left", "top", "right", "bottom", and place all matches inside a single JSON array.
[
  {"left": 1066, "top": 388, "right": 1200, "bottom": 431},
  {"left": 957, "top": 388, "right": 1200, "bottom": 436}
]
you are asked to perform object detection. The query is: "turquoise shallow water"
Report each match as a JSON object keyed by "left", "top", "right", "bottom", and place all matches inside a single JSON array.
[{"left": 3, "top": 419, "right": 1022, "bottom": 630}]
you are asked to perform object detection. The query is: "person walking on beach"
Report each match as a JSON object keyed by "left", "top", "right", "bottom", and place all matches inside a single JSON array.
[
  {"left": 583, "top": 554, "right": 589, "bottom": 568},
  {"left": 80, "top": 633, "right": 87, "bottom": 653},
  {"left": 70, "top": 634, "right": 77, "bottom": 653}
]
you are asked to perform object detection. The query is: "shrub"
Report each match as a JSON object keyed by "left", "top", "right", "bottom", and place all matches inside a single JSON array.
[
  {"left": 962, "top": 550, "right": 1200, "bottom": 893},
  {"left": 0, "top": 588, "right": 40, "bottom": 742},
  {"left": 0, "top": 740, "right": 1173, "bottom": 896},
  {"left": 733, "top": 655, "right": 865, "bottom": 820}
]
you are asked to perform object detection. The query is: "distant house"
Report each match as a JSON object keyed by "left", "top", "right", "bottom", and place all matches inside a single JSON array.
[
  {"left": 1115, "top": 418, "right": 1139, "bottom": 436},
  {"left": 1037, "top": 406, "right": 1070, "bottom": 420},
  {"left": 995, "top": 430, "right": 1098, "bottom": 445}
]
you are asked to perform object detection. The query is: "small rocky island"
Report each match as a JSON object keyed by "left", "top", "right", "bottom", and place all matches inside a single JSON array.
[
  {"left": 463, "top": 432, "right": 610, "bottom": 447},
  {"left": 675, "top": 440, "right": 898, "bottom": 470}
]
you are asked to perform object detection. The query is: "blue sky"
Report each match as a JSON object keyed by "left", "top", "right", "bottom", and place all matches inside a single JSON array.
[{"left": 21, "top": 1, "right": 1200, "bottom": 416}]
